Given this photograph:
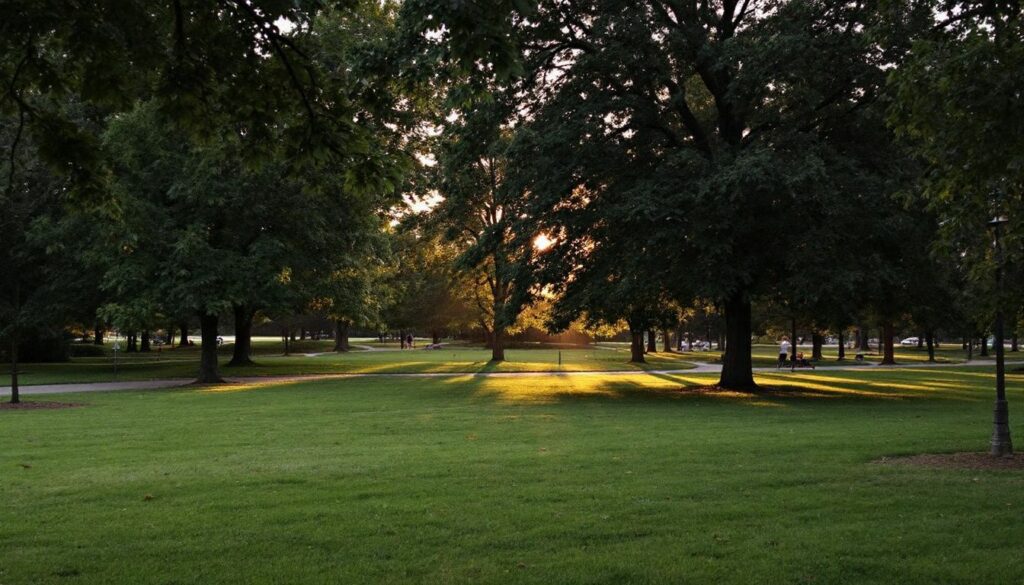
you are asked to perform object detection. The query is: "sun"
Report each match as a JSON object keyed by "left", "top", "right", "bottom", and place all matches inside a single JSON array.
[{"left": 533, "top": 233, "right": 555, "bottom": 251}]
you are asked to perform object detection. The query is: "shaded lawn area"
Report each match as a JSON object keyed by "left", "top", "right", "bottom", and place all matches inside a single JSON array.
[
  {"left": 1, "top": 368, "right": 1022, "bottom": 584},
  {"left": 1, "top": 347, "right": 697, "bottom": 386}
]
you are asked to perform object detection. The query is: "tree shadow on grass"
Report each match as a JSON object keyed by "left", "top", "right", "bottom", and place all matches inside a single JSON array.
[{"left": 456, "top": 369, "right": 996, "bottom": 409}]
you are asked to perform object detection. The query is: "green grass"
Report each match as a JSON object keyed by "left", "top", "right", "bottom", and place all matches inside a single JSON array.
[
  {"left": 659, "top": 343, "right": 974, "bottom": 367},
  {"left": 1, "top": 367, "right": 1022, "bottom": 583},
  {"left": 2, "top": 347, "right": 697, "bottom": 386}
]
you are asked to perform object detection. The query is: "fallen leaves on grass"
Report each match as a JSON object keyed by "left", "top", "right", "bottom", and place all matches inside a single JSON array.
[
  {"left": 876, "top": 452, "right": 1024, "bottom": 470},
  {"left": 0, "top": 401, "right": 84, "bottom": 411}
]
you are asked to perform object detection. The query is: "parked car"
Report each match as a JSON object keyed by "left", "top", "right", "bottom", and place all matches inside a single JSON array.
[{"left": 900, "top": 337, "right": 919, "bottom": 346}]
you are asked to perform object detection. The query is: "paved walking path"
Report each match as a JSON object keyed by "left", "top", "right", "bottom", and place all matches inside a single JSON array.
[{"left": 2, "top": 358, "right": 1015, "bottom": 398}]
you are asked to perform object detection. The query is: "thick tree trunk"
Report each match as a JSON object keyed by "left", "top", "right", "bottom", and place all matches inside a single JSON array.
[
  {"left": 880, "top": 322, "right": 896, "bottom": 365},
  {"left": 662, "top": 328, "right": 672, "bottom": 352},
  {"left": 629, "top": 330, "right": 646, "bottom": 363},
  {"left": 646, "top": 329, "right": 657, "bottom": 353},
  {"left": 926, "top": 331, "right": 936, "bottom": 362},
  {"left": 140, "top": 330, "right": 151, "bottom": 352},
  {"left": 858, "top": 326, "right": 870, "bottom": 351},
  {"left": 178, "top": 321, "right": 189, "bottom": 347},
  {"left": 227, "top": 305, "right": 255, "bottom": 366},
  {"left": 812, "top": 332, "right": 824, "bottom": 361},
  {"left": 432, "top": 330, "right": 441, "bottom": 345},
  {"left": 837, "top": 330, "right": 846, "bottom": 361},
  {"left": 979, "top": 334, "right": 989, "bottom": 357},
  {"left": 282, "top": 328, "right": 291, "bottom": 356},
  {"left": 333, "top": 319, "right": 351, "bottom": 352},
  {"left": 93, "top": 322, "right": 104, "bottom": 345},
  {"left": 719, "top": 293, "right": 756, "bottom": 390},
  {"left": 196, "top": 314, "right": 223, "bottom": 383},
  {"left": 491, "top": 327, "right": 505, "bottom": 362},
  {"left": 9, "top": 338, "right": 19, "bottom": 404}
]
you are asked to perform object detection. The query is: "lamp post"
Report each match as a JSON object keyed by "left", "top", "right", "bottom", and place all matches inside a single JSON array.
[{"left": 988, "top": 216, "right": 1013, "bottom": 457}]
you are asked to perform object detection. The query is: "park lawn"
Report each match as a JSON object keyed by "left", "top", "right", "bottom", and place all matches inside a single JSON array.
[
  {"left": 2, "top": 347, "right": 697, "bottom": 386},
  {"left": 2, "top": 368, "right": 1023, "bottom": 584},
  {"left": 664, "top": 343, "right": 974, "bottom": 367}
]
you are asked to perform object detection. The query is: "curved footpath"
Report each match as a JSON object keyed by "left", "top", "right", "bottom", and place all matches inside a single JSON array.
[{"left": 0, "top": 359, "right": 1015, "bottom": 398}]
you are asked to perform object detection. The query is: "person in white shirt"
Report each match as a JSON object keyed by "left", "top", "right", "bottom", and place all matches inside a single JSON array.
[{"left": 778, "top": 337, "right": 791, "bottom": 369}]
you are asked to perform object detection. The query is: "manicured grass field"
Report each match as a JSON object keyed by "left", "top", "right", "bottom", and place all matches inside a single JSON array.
[
  {"left": 2, "top": 346, "right": 697, "bottom": 386},
  {"left": 2, "top": 367, "right": 1023, "bottom": 583},
  {"left": 663, "top": 343, "right": 974, "bottom": 366}
]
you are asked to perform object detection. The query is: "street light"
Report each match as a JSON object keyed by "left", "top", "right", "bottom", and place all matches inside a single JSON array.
[{"left": 987, "top": 215, "right": 1013, "bottom": 457}]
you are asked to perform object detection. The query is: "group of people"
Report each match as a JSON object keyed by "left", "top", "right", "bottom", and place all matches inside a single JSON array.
[{"left": 778, "top": 337, "right": 814, "bottom": 369}]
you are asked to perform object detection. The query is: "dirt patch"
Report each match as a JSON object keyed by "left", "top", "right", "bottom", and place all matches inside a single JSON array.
[
  {"left": 676, "top": 384, "right": 826, "bottom": 396},
  {"left": 0, "top": 401, "right": 85, "bottom": 411},
  {"left": 876, "top": 452, "right": 1024, "bottom": 470}
]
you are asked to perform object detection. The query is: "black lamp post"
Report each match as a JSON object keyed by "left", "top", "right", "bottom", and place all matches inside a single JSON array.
[{"left": 988, "top": 216, "right": 1013, "bottom": 457}]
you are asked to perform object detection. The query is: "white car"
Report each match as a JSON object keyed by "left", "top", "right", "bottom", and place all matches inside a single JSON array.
[{"left": 900, "top": 337, "right": 920, "bottom": 346}]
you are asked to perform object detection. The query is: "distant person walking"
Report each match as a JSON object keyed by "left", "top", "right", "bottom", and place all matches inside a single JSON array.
[
  {"left": 778, "top": 337, "right": 791, "bottom": 369},
  {"left": 406, "top": 333, "right": 414, "bottom": 349}
]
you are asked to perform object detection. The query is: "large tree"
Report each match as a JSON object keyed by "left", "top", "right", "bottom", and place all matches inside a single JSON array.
[
  {"left": 422, "top": 0, "right": 910, "bottom": 388},
  {"left": 428, "top": 96, "right": 537, "bottom": 362}
]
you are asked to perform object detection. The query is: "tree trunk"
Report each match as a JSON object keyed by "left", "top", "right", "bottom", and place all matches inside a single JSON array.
[
  {"left": 629, "top": 329, "right": 646, "bottom": 363},
  {"left": 491, "top": 327, "right": 505, "bottom": 362},
  {"left": 282, "top": 327, "right": 291, "bottom": 356},
  {"left": 662, "top": 328, "right": 672, "bottom": 352},
  {"left": 646, "top": 329, "right": 657, "bottom": 353},
  {"left": 300, "top": 327, "right": 307, "bottom": 341},
  {"left": 93, "top": 322, "right": 104, "bottom": 345},
  {"left": 140, "top": 330, "right": 151, "bottom": 352},
  {"left": 719, "top": 293, "right": 756, "bottom": 390},
  {"left": 227, "top": 305, "right": 255, "bottom": 366},
  {"left": 812, "top": 332, "right": 824, "bottom": 361},
  {"left": 178, "top": 321, "right": 189, "bottom": 347},
  {"left": 967, "top": 337, "right": 974, "bottom": 360},
  {"left": 791, "top": 318, "right": 798, "bottom": 363},
  {"left": 333, "top": 319, "right": 351, "bottom": 352},
  {"left": 290, "top": 330, "right": 297, "bottom": 342},
  {"left": 837, "top": 330, "right": 846, "bottom": 361},
  {"left": 432, "top": 330, "right": 441, "bottom": 344},
  {"left": 1012, "top": 332, "right": 1019, "bottom": 352},
  {"left": 980, "top": 334, "right": 989, "bottom": 357},
  {"left": 880, "top": 322, "right": 896, "bottom": 365},
  {"left": 926, "top": 331, "right": 935, "bottom": 362},
  {"left": 858, "top": 326, "right": 870, "bottom": 351},
  {"left": 676, "top": 325, "right": 684, "bottom": 350},
  {"left": 9, "top": 337, "right": 19, "bottom": 404},
  {"left": 196, "top": 314, "right": 223, "bottom": 383}
]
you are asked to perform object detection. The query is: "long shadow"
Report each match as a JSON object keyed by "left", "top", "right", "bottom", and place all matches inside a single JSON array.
[{"left": 449, "top": 368, "right": 1002, "bottom": 410}]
